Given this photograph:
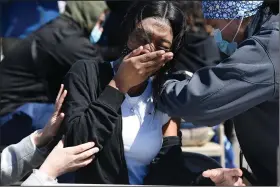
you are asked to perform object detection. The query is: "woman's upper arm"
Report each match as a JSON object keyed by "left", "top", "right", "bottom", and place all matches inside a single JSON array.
[
  {"left": 61, "top": 60, "right": 125, "bottom": 150},
  {"left": 162, "top": 118, "right": 181, "bottom": 137}
]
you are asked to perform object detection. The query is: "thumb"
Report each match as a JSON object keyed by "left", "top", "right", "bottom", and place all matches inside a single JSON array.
[
  {"left": 55, "top": 137, "right": 65, "bottom": 148},
  {"left": 202, "top": 170, "right": 212, "bottom": 178}
]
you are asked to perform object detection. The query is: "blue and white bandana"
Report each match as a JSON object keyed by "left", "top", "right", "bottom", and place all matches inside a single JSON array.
[{"left": 202, "top": 1, "right": 264, "bottom": 19}]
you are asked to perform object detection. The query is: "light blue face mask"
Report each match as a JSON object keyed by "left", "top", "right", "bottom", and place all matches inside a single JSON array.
[
  {"left": 213, "top": 11, "right": 244, "bottom": 56},
  {"left": 90, "top": 25, "right": 102, "bottom": 44},
  {"left": 213, "top": 29, "right": 238, "bottom": 56}
]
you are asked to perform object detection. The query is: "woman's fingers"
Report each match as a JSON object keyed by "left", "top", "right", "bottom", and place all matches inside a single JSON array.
[
  {"left": 143, "top": 54, "right": 174, "bottom": 75},
  {"left": 55, "top": 84, "right": 64, "bottom": 102},
  {"left": 141, "top": 52, "right": 173, "bottom": 68},
  {"left": 162, "top": 52, "right": 174, "bottom": 60},
  {"left": 55, "top": 90, "right": 67, "bottom": 112},
  {"left": 130, "top": 46, "right": 144, "bottom": 56},
  {"left": 135, "top": 50, "right": 165, "bottom": 63},
  {"left": 75, "top": 147, "right": 100, "bottom": 161},
  {"left": 67, "top": 142, "right": 96, "bottom": 154},
  {"left": 75, "top": 157, "right": 94, "bottom": 169},
  {"left": 125, "top": 46, "right": 143, "bottom": 59},
  {"left": 53, "top": 113, "right": 65, "bottom": 127}
]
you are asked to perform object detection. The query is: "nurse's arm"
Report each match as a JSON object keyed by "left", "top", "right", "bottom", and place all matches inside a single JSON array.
[{"left": 157, "top": 41, "right": 275, "bottom": 126}]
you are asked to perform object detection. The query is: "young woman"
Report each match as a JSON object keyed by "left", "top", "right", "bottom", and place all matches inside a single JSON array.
[{"left": 60, "top": 1, "right": 243, "bottom": 186}]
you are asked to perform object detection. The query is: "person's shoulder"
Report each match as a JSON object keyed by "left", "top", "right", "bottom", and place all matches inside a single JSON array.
[
  {"left": 243, "top": 17, "right": 279, "bottom": 57},
  {"left": 234, "top": 24, "right": 278, "bottom": 66},
  {"left": 70, "top": 59, "right": 101, "bottom": 73},
  {"left": 221, "top": 34, "right": 276, "bottom": 85},
  {"left": 69, "top": 60, "right": 112, "bottom": 77}
]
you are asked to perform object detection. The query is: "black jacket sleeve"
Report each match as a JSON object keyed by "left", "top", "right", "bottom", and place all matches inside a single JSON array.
[
  {"left": 144, "top": 132, "right": 215, "bottom": 186},
  {"left": 61, "top": 60, "right": 125, "bottom": 150},
  {"left": 157, "top": 37, "right": 276, "bottom": 126}
]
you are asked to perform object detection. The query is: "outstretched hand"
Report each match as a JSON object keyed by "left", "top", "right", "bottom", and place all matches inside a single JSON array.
[
  {"left": 39, "top": 139, "right": 99, "bottom": 179},
  {"left": 202, "top": 168, "right": 245, "bottom": 186},
  {"left": 33, "top": 84, "right": 67, "bottom": 147}
]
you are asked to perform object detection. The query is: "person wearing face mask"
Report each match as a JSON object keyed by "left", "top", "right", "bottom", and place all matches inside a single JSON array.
[
  {"left": 112, "top": 0, "right": 279, "bottom": 185},
  {"left": 0, "top": 1, "right": 107, "bottom": 147},
  {"left": 89, "top": 9, "right": 110, "bottom": 44},
  {"left": 158, "top": 1, "right": 279, "bottom": 185}
]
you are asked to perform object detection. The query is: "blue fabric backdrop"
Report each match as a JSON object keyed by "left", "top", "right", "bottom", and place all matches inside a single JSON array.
[{"left": 1, "top": 1, "right": 59, "bottom": 38}]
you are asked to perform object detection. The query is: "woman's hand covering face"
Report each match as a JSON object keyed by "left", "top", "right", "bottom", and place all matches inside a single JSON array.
[{"left": 113, "top": 46, "right": 173, "bottom": 93}]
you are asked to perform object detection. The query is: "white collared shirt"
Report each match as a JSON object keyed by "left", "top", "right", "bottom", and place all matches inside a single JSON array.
[{"left": 110, "top": 61, "right": 170, "bottom": 184}]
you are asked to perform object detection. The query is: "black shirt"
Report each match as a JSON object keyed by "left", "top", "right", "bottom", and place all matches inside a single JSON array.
[{"left": 0, "top": 15, "right": 101, "bottom": 116}]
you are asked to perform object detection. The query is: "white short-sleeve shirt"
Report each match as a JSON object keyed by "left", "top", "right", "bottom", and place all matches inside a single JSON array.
[{"left": 121, "top": 80, "right": 170, "bottom": 185}]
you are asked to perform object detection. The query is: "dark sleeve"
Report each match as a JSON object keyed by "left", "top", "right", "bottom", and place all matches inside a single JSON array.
[
  {"left": 144, "top": 133, "right": 215, "bottom": 186},
  {"left": 61, "top": 61, "right": 125, "bottom": 150},
  {"left": 34, "top": 34, "right": 101, "bottom": 100},
  {"left": 157, "top": 39, "right": 275, "bottom": 126},
  {"left": 144, "top": 136, "right": 183, "bottom": 185}
]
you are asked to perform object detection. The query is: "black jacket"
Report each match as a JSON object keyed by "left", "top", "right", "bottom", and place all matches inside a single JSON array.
[
  {"left": 60, "top": 60, "right": 215, "bottom": 185},
  {"left": 158, "top": 13, "right": 279, "bottom": 186},
  {"left": 0, "top": 15, "right": 101, "bottom": 116}
]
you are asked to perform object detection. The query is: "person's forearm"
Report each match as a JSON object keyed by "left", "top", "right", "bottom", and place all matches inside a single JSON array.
[
  {"left": 158, "top": 63, "right": 274, "bottom": 126},
  {"left": 0, "top": 132, "right": 47, "bottom": 185},
  {"left": 109, "top": 79, "right": 129, "bottom": 94},
  {"left": 21, "top": 169, "right": 58, "bottom": 186}
]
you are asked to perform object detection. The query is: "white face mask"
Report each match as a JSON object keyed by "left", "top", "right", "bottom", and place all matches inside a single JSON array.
[
  {"left": 213, "top": 11, "right": 245, "bottom": 56},
  {"left": 90, "top": 25, "right": 103, "bottom": 44}
]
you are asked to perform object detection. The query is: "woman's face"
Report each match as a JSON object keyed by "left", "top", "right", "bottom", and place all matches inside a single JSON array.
[{"left": 127, "top": 17, "right": 173, "bottom": 54}]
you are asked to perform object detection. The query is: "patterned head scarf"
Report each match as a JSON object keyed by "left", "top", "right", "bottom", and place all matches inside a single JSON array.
[{"left": 202, "top": 1, "right": 264, "bottom": 19}]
